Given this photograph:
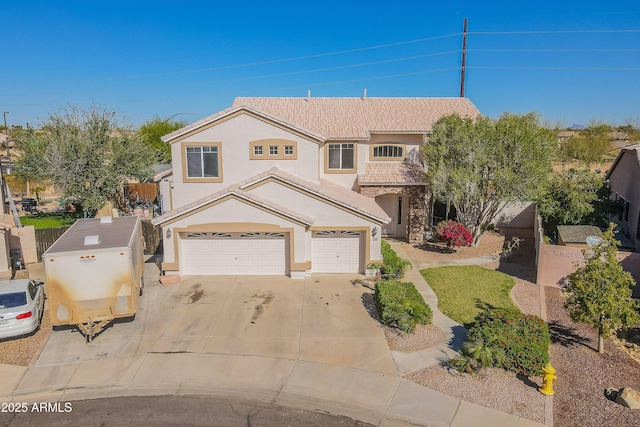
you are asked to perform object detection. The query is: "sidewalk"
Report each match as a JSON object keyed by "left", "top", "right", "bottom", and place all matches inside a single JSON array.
[
  {"left": 0, "top": 354, "right": 542, "bottom": 427},
  {"left": 386, "top": 240, "right": 481, "bottom": 375}
]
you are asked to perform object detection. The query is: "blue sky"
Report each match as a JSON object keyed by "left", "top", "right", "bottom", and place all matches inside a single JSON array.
[{"left": 1, "top": 1, "right": 639, "bottom": 129}]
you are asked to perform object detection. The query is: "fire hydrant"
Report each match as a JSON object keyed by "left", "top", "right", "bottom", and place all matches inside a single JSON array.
[{"left": 539, "top": 364, "right": 557, "bottom": 396}]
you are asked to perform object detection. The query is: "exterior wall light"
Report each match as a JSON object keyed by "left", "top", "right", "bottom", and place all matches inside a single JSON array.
[
  {"left": 371, "top": 227, "right": 377, "bottom": 237},
  {"left": 166, "top": 228, "right": 172, "bottom": 239}
]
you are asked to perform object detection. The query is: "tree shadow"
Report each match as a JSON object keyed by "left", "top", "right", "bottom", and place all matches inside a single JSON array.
[
  {"left": 548, "top": 320, "right": 595, "bottom": 351},
  {"left": 448, "top": 324, "right": 468, "bottom": 351}
]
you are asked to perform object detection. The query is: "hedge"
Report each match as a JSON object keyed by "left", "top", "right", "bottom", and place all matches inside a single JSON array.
[
  {"left": 467, "top": 307, "right": 550, "bottom": 376},
  {"left": 380, "top": 240, "right": 411, "bottom": 278},
  {"left": 374, "top": 280, "right": 432, "bottom": 332}
]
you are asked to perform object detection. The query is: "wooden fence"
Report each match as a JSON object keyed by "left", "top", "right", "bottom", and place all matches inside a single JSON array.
[
  {"left": 34, "top": 220, "right": 163, "bottom": 261},
  {"left": 35, "top": 227, "right": 70, "bottom": 261}
]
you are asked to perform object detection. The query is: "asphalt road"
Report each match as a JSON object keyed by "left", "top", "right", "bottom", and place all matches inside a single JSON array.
[{"left": 1, "top": 395, "right": 377, "bottom": 427}]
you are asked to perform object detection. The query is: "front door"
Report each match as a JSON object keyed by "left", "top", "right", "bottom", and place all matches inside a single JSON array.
[{"left": 376, "top": 194, "right": 406, "bottom": 237}]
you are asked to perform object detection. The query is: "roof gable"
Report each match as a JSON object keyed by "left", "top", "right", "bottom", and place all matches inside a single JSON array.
[
  {"left": 162, "top": 106, "right": 325, "bottom": 144},
  {"left": 606, "top": 142, "right": 640, "bottom": 179}
]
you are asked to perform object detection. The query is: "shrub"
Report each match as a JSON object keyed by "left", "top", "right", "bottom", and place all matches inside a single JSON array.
[
  {"left": 380, "top": 240, "right": 412, "bottom": 278},
  {"left": 435, "top": 220, "right": 472, "bottom": 249},
  {"left": 465, "top": 307, "right": 550, "bottom": 376},
  {"left": 374, "top": 280, "right": 432, "bottom": 333}
]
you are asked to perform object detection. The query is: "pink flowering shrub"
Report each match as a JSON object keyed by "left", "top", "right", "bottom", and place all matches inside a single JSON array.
[{"left": 435, "top": 220, "right": 473, "bottom": 249}]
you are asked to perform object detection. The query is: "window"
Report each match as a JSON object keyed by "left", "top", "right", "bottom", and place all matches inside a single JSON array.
[
  {"left": 328, "top": 143, "right": 354, "bottom": 170},
  {"left": 373, "top": 145, "right": 404, "bottom": 159},
  {"left": 186, "top": 146, "right": 219, "bottom": 178},
  {"left": 397, "top": 196, "right": 403, "bottom": 225},
  {"left": 250, "top": 139, "right": 297, "bottom": 159}
]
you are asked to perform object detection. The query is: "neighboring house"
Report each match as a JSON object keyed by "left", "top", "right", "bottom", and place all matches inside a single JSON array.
[
  {"left": 152, "top": 96, "right": 480, "bottom": 278},
  {"left": 606, "top": 142, "right": 640, "bottom": 250}
]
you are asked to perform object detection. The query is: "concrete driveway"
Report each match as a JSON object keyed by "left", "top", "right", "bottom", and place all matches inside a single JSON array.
[{"left": 35, "top": 275, "right": 397, "bottom": 376}]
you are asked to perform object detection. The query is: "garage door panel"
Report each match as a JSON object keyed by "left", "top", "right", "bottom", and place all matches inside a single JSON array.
[
  {"left": 181, "top": 233, "right": 287, "bottom": 276},
  {"left": 312, "top": 231, "right": 362, "bottom": 274}
]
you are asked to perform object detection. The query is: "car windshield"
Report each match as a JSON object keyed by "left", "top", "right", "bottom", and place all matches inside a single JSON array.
[{"left": 0, "top": 292, "right": 27, "bottom": 309}]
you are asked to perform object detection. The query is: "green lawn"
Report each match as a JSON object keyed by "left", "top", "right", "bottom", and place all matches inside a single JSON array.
[
  {"left": 19, "top": 212, "right": 84, "bottom": 229},
  {"left": 421, "top": 265, "right": 518, "bottom": 327}
]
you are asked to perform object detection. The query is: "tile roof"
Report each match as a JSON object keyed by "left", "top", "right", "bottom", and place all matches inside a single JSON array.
[
  {"left": 152, "top": 186, "right": 315, "bottom": 227},
  {"left": 358, "top": 163, "right": 425, "bottom": 186},
  {"left": 232, "top": 97, "right": 480, "bottom": 140},
  {"left": 238, "top": 167, "right": 391, "bottom": 223}
]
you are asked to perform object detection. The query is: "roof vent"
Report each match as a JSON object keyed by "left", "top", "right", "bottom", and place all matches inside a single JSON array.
[
  {"left": 84, "top": 235, "right": 100, "bottom": 246},
  {"left": 100, "top": 216, "right": 113, "bottom": 224}
]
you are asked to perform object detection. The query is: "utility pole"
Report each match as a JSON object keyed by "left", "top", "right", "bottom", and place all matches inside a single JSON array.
[
  {"left": 459, "top": 18, "right": 468, "bottom": 98},
  {"left": 0, "top": 112, "right": 7, "bottom": 215}
]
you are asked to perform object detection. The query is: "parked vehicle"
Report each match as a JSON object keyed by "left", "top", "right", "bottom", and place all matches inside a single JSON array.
[
  {"left": 43, "top": 216, "right": 144, "bottom": 343},
  {"left": 21, "top": 198, "right": 38, "bottom": 213},
  {"left": 0, "top": 279, "right": 46, "bottom": 340}
]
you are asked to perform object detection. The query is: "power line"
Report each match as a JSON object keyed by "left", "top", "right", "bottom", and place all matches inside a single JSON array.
[
  {"left": 470, "top": 48, "right": 640, "bottom": 53},
  {"left": 470, "top": 29, "right": 640, "bottom": 35},
  {"left": 469, "top": 66, "right": 640, "bottom": 71},
  {"left": 6, "top": 33, "right": 461, "bottom": 87}
]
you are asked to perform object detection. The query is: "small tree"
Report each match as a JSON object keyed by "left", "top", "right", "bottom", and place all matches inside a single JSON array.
[
  {"left": 435, "top": 220, "right": 472, "bottom": 250},
  {"left": 14, "top": 105, "right": 155, "bottom": 216},
  {"left": 138, "top": 116, "right": 187, "bottom": 163},
  {"left": 564, "top": 223, "right": 640, "bottom": 353}
]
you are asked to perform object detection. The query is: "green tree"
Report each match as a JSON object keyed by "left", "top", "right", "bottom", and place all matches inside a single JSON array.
[
  {"left": 557, "top": 123, "right": 612, "bottom": 168},
  {"left": 138, "top": 116, "right": 187, "bottom": 163},
  {"left": 564, "top": 223, "right": 640, "bottom": 354},
  {"left": 537, "top": 169, "right": 602, "bottom": 230},
  {"left": 423, "top": 113, "right": 556, "bottom": 244},
  {"left": 14, "top": 105, "right": 155, "bottom": 216}
]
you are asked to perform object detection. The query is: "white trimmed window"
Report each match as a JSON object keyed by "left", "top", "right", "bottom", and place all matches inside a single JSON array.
[
  {"left": 284, "top": 145, "right": 294, "bottom": 155},
  {"left": 373, "top": 145, "right": 403, "bottom": 158},
  {"left": 186, "top": 146, "right": 219, "bottom": 178},
  {"left": 328, "top": 143, "right": 354, "bottom": 169},
  {"left": 269, "top": 145, "right": 279, "bottom": 155},
  {"left": 254, "top": 145, "right": 263, "bottom": 155}
]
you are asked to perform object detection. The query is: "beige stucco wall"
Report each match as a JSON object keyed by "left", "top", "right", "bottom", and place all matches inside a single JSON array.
[
  {"left": 248, "top": 181, "right": 382, "bottom": 261},
  {"left": 160, "top": 197, "right": 307, "bottom": 268},
  {"left": 495, "top": 202, "right": 535, "bottom": 228},
  {"left": 609, "top": 150, "right": 640, "bottom": 248},
  {"left": 319, "top": 134, "right": 424, "bottom": 189},
  {"left": 10, "top": 226, "right": 37, "bottom": 265},
  {"left": 170, "top": 113, "right": 320, "bottom": 208},
  {"left": 537, "top": 243, "right": 640, "bottom": 297}
]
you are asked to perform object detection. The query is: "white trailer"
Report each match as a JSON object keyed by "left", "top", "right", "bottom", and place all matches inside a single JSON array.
[{"left": 43, "top": 216, "right": 144, "bottom": 342}]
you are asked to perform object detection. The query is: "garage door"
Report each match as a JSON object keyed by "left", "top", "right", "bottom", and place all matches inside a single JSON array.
[
  {"left": 180, "top": 232, "right": 287, "bottom": 275},
  {"left": 311, "top": 231, "right": 362, "bottom": 273}
]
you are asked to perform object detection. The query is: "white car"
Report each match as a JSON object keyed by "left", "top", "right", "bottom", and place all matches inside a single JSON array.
[{"left": 0, "top": 279, "right": 46, "bottom": 340}]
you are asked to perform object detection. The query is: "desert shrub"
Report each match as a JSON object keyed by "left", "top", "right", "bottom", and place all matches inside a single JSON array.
[
  {"left": 465, "top": 307, "right": 550, "bottom": 376},
  {"left": 380, "top": 240, "right": 412, "bottom": 278},
  {"left": 449, "top": 333, "right": 506, "bottom": 374},
  {"left": 374, "top": 280, "right": 432, "bottom": 332},
  {"left": 435, "top": 220, "right": 472, "bottom": 249}
]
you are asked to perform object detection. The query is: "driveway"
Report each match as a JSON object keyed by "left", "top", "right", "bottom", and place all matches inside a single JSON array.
[{"left": 35, "top": 275, "right": 397, "bottom": 376}]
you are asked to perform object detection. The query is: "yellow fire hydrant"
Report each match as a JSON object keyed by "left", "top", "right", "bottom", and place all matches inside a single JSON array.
[{"left": 539, "top": 364, "right": 557, "bottom": 395}]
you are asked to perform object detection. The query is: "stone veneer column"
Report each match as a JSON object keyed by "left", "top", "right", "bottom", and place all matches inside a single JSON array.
[{"left": 360, "top": 185, "right": 427, "bottom": 244}]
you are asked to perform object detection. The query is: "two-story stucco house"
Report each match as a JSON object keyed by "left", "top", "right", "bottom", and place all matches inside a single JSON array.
[{"left": 152, "top": 96, "right": 480, "bottom": 278}]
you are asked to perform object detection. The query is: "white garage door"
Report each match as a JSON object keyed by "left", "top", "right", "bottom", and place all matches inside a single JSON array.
[
  {"left": 311, "top": 231, "right": 362, "bottom": 273},
  {"left": 181, "top": 232, "right": 287, "bottom": 275}
]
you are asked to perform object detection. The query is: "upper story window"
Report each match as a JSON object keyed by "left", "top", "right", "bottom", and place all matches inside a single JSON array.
[
  {"left": 327, "top": 143, "right": 355, "bottom": 170},
  {"left": 183, "top": 142, "right": 223, "bottom": 182},
  {"left": 250, "top": 139, "right": 297, "bottom": 160},
  {"left": 370, "top": 144, "right": 405, "bottom": 161}
]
